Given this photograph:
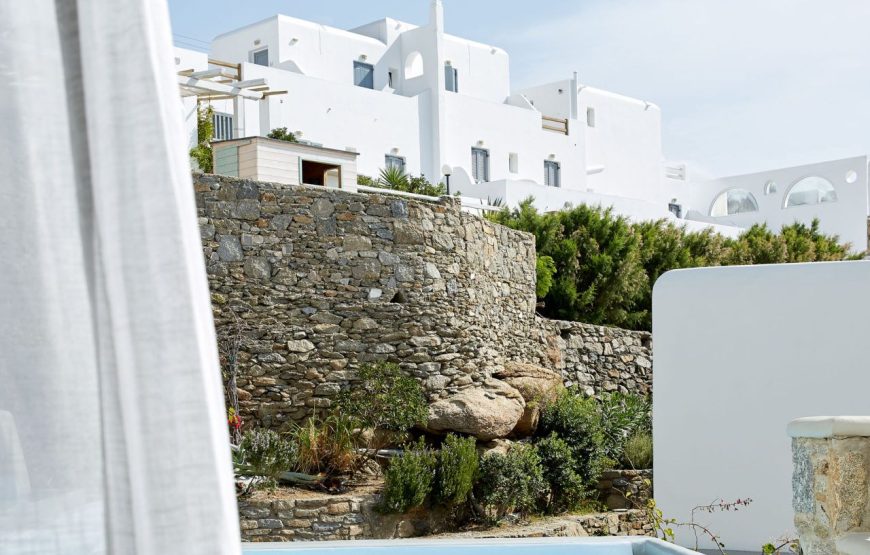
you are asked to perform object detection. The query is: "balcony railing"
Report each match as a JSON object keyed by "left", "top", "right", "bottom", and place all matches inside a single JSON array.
[{"left": 542, "top": 115, "right": 569, "bottom": 135}]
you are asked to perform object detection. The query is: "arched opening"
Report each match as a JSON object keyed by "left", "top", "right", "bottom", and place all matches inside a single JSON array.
[
  {"left": 709, "top": 188, "right": 759, "bottom": 217},
  {"left": 784, "top": 176, "right": 838, "bottom": 208},
  {"left": 403, "top": 51, "right": 423, "bottom": 79}
]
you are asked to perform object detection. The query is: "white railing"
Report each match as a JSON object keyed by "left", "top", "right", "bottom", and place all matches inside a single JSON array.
[{"left": 356, "top": 185, "right": 502, "bottom": 212}]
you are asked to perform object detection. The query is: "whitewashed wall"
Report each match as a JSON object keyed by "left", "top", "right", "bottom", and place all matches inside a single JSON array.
[
  {"left": 684, "top": 156, "right": 870, "bottom": 252},
  {"left": 653, "top": 260, "right": 870, "bottom": 551},
  {"left": 240, "top": 64, "right": 425, "bottom": 180},
  {"left": 581, "top": 87, "right": 667, "bottom": 203},
  {"left": 442, "top": 93, "right": 585, "bottom": 188}
]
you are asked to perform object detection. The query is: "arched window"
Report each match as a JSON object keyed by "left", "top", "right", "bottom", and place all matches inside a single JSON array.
[
  {"left": 709, "top": 188, "right": 759, "bottom": 217},
  {"left": 784, "top": 176, "right": 837, "bottom": 208},
  {"left": 404, "top": 51, "right": 423, "bottom": 79}
]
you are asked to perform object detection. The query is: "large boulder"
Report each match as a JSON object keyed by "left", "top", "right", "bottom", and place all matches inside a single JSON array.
[
  {"left": 426, "top": 379, "right": 524, "bottom": 441},
  {"left": 494, "top": 362, "right": 565, "bottom": 437}
]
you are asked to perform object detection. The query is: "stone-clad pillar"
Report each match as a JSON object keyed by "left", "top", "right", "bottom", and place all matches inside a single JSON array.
[{"left": 789, "top": 416, "right": 870, "bottom": 555}]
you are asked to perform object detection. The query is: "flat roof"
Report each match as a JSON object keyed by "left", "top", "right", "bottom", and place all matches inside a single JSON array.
[{"left": 212, "top": 136, "right": 360, "bottom": 157}]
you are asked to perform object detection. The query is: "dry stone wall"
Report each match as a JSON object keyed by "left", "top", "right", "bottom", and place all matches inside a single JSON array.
[{"left": 195, "top": 174, "right": 652, "bottom": 429}]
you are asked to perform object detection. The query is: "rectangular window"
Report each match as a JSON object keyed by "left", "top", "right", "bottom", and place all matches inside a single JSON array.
[
  {"left": 508, "top": 152, "right": 519, "bottom": 173},
  {"left": 544, "top": 160, "right": 561, "bottom": 187},
  {"left": 586, "top": 107, "right": 596, "bottom": 128},
  {"left": 212, "top": 112, "right": 233, "bottom": 141},
  {"left": 353, "top": 61, "right": 374, "bottom": 89},
  {"left": 252, "top": 48, "right": 269, "bottom": 67},
  {"left": 385, "top": 154, "right": 406, "bottom": 173},
  {"left": 471, "top": 147, "right": 490, "bottom": 182},
  {"left": 445, "top": 64, "right": 459, "bottom": 93}
]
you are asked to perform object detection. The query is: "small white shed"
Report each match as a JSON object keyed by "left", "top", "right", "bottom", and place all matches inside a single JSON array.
[{"left": 212, "top": 136, "right": 359, "bottom": 191}]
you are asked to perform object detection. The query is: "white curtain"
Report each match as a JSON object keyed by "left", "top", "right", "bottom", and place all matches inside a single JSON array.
[{"left": 0, "top": 0, "right": 241, "bottom": 554}]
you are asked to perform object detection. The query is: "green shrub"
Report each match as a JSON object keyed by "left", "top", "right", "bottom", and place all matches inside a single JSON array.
[
  {"left": 491, "top": 200, "right": 856, "bottom": 331},
  {"left": 374, "top": 166, "right": 447, "bottom": 196},
  {"left": 535, "top": 255, "right": 557, "bottom": 298},
  {"left": 476, "top": 444, "right": 548, "bottom": 520},
  {"left": 357, "top": 174, "right": 376, "bottom": 186},
  {"left": 378, "top": 438, "right": 437, "bottom": 514},
  {"left": 538, "top": 389, "right": 607, "bottom": 488},
  {"left": 267, "top": 127, "right": 298, "bottom": 142},
  {"left": 436, "top": 434, "right": 478, "bottom": 506},
  {"left": 236, "top": 429, "right": 295, "bottom": 483},
  {"left": 623, "top": 432, "right": 653, "bottom": 469},
  {"left": 598, "top": 393, "right": 652, "bottom": 462},
  {"left": 189, "top": 104, "right": 214, "bottom": 172},
  {"left": 337, "top": 362, "right": 428, "bottom": 433},
  {"left": 535, "top": 433, "right": 588, "bottom": 512},
  {"left": 285, "top": 413, "right": 359, "bottom": 475}
]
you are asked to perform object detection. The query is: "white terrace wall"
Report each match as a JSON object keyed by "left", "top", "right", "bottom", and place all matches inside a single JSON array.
[
  {"left": 653, "top": 261, "right": 870, "bottom": 552},
  {"left": 685, "top": 156, "right": 870, "bottom": 251}
]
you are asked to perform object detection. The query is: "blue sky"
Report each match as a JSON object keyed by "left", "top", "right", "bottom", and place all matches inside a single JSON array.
[{"left": 169, "top": 0, "right": 870, "bottom": 177}]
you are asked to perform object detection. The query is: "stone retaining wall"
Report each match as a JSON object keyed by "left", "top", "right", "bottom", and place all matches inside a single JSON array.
[
  {"left": 238, "top": 487, "right": 652, "bottom": 542},
  {"left": 195, "top": 174, "right": 652, "bottom": 429},
  {"left": 597, "top": 469, "right": 653, "bottom": 510}
]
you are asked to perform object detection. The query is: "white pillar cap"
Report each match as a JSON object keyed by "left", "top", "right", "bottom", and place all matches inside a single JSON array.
[{"left": 788, "top": 416, "right": 870, "bottom": 438}]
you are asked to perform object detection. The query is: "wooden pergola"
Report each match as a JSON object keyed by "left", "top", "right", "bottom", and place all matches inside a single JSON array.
[{"left": 177, "top": 59, "right": 286, "bottom": 136}]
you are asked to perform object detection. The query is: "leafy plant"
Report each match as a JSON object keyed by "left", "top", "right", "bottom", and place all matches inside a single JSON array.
[
  {"left": 267, "top": 127, "right": 299, "bottom": 143},
  {"left": 374, "top": 167, "right": 447, "bottom": 196},
  {"left": 285, "top": 413, "right": 359, "bottom": 476},
  {"left": 337, "top": 362, "right": 427, "bottom": 473},
  {"left": 475, "top": 444, "right": 548, "bottom": 520},
  {"left": 535, "top": 433, "right": 587, "bottom": 512},
  {"left": 378, "top": 437, "right": 437, "bottom": 514},
  {"left": 623, "top": 432, "right": 653, "bottom": 469},
  {"left": 762, "top": 538, "right": 800, "bottom": 555},
  {"left": 357, "top": 174, "right": 376, "bottom": 186},
  {"left": 535, "top": 255, "right": 557, "bottom": 298},
  {"left": 598, "top": 392, "right": 652, "bottom": 462},
  {"left": 643, "top": 497, "right": 754, "bottom": 555},
  {"left": 189, "top": 104, "right": 214, "bottom": 172},
  {"left": 490, "top": 199, "right": 856, "bottom": 331},
  {"left": 337, "top": 362, "right": 428, "bottom": 433},
  {"left": 436, "top": 434, "right": 478, "bottom": 506},
  {"left": 537, "top": 389, "right": 607, "bottom": 488},
  {"left": 235, "top": 429, "right": 296, "bottom": 484}
]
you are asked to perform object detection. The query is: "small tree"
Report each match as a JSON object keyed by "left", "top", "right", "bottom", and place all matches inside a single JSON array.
[
  {"left": 267, "top": 127, "right": 299, "bottom": 142},
  {"left": 337, "top": 362, "right": 428, "bottom": 471},
  {"left": 436, "top": 434, "right": 478, "bottom": 506},
  {"left": 377, "top": 437, "right": 437, "bottom": 514},
  {"left": 189, "top": 104, "right": 214, "bottom": 172}
]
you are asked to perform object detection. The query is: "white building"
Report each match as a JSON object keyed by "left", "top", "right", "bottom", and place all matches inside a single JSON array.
[{"left": 175, "top": 1, "right": 870, "bottom": 251}]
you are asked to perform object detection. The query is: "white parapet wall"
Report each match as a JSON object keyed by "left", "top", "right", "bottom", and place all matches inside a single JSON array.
[{"left": 653, "top": 260, "right": 870, "bottom": 552}]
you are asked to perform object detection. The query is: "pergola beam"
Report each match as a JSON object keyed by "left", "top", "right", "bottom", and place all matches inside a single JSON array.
[{"left": 177, "top": 75, "right": 264, "bottom": 100}]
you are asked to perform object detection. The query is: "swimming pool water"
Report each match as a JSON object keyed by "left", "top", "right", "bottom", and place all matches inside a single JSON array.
[{"left": 242, "top": 537, "right": 698, "bottom": 555}]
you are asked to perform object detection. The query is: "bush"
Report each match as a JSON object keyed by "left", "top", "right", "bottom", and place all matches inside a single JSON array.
[
  {"left": 436, "top": 434, "right": 478, "bottom": 506},
  {"left": 374, "top": 166, "right": 447, "bottom": 196},
  {"left": 378, "top": 438, "right": 437, "bottom": 514},
  {"left": 236, "top": 429, "right": 295, "bottom": 483},
  {"left": 535, "top": 255, "right": 557, "bottom": 298},
  {"left": 189, "top": 104, "right": 214, "bottom": 172},
  {"left": 476, "top": 444, "right": 548, "bottom": 520},
  {"left": 337, "top": 362, "right": 428, "bottom": 433},
  {"left": 598, "top": 393, "right": 652, "bottom": 462},
  {"left": 623, "top": 432, "right": 653, "bottom": 469},
  {"left": 286, "top": 413, "right": 359, "bottom": 475},
  {"left": 491, "top": 200, "right": 857, "bottom": 331},
  {"left": 538, "top": 389, "right": 607, "bottom": 488},
  {"left": 536, "top": 433, "right": 587, "bottom": 512},
  {"left": 267, "top": 127, "right": 298, "bottom": 142}
]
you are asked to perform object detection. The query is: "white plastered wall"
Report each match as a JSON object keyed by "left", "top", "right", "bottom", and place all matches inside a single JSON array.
[{"left": 653, "top": 260, "right": 870, "bottom": 551}]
